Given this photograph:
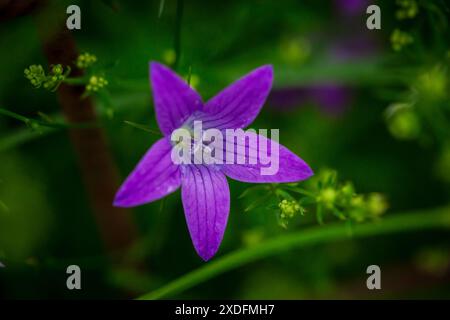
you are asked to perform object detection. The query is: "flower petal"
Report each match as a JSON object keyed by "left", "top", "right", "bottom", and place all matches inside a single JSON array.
[
  {"left": 114, "top": 137, "right": 181, "bottom": 207},
  {"left": 221, "top": 132, "right": 313, "bottom": 183},
  {"left": 199, "top": 65, "right": 273, "bottom": 130},
  {"left": 181, "top": 165, "right": 230, "bottom": 261},
  {"left": 150, "top": 62, "right": 203, "bottom": 135}
]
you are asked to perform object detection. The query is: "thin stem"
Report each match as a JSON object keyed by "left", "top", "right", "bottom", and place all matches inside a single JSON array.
[
  {"left": 0, "top": 127, "right": 53, "bottom": 153},
  {"left": 158, "top": 0, "right": 166, "bottom": 18},
  {"left": 137, "top": 206, "right": 450, "bottom": 300},
  {"left": 173, "top": 0, "right": 184, "bottom": 70},
  {"left": 63, "top": 77, "right": 88, "bottom": 85},
  {"left": 0, "top": 107, "right": 96, "bottom": 129},
  {"left": 123, "top": 120, "right": 162, "bottom": 136},
  {"left": 284, "top": 186, "right": 317, "bottom": 198}
]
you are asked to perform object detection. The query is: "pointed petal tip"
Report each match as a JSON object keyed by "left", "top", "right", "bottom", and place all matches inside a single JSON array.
[
  {"left": 260, "top": 64, "right": 274, "bottom": 72},
  {"left": 293, "top": 160, "right": 314, "bottom": 182},
  {"left": 149, "top": 61, "right": 167, "bottom": 75},
  {"left": 197, "top": 248, "right": 218, "bottom": 262},
  {"left": 252, "top": 64, "right": 273, "bottom": 79},
  {"left": 112, "top": 191, "right": 133, "bottom": 208},
  {"left": 304, "top": 163, "right": 314, "bottom": 177}
]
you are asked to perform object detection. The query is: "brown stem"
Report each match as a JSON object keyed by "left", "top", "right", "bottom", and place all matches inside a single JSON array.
[{"left": 32, "top": 1, "right": 138, "bottom": 261}]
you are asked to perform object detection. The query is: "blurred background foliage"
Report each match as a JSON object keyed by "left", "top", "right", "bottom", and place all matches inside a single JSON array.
[{"left": 0, "top": 0, "right": 449, "bottom": 299}]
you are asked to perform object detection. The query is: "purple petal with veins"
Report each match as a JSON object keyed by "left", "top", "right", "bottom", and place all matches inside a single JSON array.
[
  {"left": 181, "top": 165, "right": 230, "bottom": 261},
  {"left": 150, "top": 62, "right": 203, "bottom": 135},
  {"left": 198, "top": 65, "right": 273, "bottom": 130},
  {"left": 114, "top": 137, "right": 181, "bottom": 207},
  {"left": 221, "top": 131, "right": 313, "bottom": 183}
]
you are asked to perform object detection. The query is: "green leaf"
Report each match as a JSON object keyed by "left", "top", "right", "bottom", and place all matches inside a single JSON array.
[
  {"left": 238, "top": 185, "right": 267, "bottom": 199},
  {"left": 123, "top": 120, "right": 162, "bottom": 136},
  {"left": 244, "top": 196, "right": 270, "bottom": 213}
]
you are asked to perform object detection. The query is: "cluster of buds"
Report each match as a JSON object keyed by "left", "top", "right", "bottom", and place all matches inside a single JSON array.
[
  {"left": 396, "top": 0, "right": 418, "bottom": 20},
  {"left": 390, "top": 29, "right": 413, "bottom": 51},
  {"left": 24, "top": 64, "right": 70, "bottom": 92},
  {"left": 243, "top": 169, "right": 388, "bottom": 228},
  {"left": 278, "top": 199, "right": 304, "bottom": 228},
  {"left": 76, "top": 52, "right": 97, "bottom": 69},
  {"left": 311, "top": 170, "right": 388, "bottom": 223},
  {"left": 348, "top": 193, "right": 388, "bottom": 222},
  {"left": 86, "top": 75, "right": 108, "bottom": 92},
  {"left": 384, "top": 65, "right": 448, "bottom": 143}
]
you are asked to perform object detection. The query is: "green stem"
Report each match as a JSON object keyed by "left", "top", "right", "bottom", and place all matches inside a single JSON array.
[
  {"left": 0, "top": 108, "right": 34, "bottom": 123},
  {"left": 123, "top": 120, "right": 162, "bottom": 136},
  {"left": 173, "top": 0, "right": 184, "bottom": 70},
  {"left": 63, "top": 77, "right": 88, "bottom": 85},
  {"left": 137, "top": 206, "right": 450, "bottom": 300},
  {"left": 0, "top": 127, "right": 54, "bottom": 153},
  {"left": 158, "top": 0, "right": 166, "bottom": 18},
  {"left": 0, "top": 107, "right": 96, "bottom": 129}
]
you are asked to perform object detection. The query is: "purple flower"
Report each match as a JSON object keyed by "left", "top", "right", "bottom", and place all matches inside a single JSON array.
[
  {"left": 114, "top": 62, "right": 313, "bottom": 261},
  {"left": 335, "top": 0, "right": 368, "bottom": 17}
]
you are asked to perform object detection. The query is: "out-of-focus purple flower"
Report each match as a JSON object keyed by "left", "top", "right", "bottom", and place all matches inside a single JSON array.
[
  {"left": 114, "top": 62, "right": 313, "bottom": 261},
  {"left": 271, "top": 0, "right": 375, "bottom": 116},
  {"left": 335, "top": 0, "right": 368, "bottom": 16},
  {"left": 269, "top": 84, "right": 351, "bottom": 116},
  {"left": 329, "top": 34, "right": 379, "bottom": 62},
  {"left": 309, "top": 84, "right": 351, "bottom": 115}
]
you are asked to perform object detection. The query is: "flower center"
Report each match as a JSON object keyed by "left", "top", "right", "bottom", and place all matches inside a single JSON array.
[{"left": 171, "top": 120, "right": 216, "bottom": 165}]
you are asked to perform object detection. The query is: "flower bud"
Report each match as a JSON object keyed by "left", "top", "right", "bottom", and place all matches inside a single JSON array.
[
  {"left": 391, "top": 29, "right": 413, "bottom": 51},
  {"left": 76, "top": 52, "right": 97, "bottom": 69}
]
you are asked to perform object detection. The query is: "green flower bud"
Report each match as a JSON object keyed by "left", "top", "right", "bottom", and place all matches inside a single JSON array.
[
  {"left": 76, "top": 52, "right": 97, "bottom": 69},
  {"left": 390, "top": 29, "right": 413, "bottom": 51},
  {"left": 86, "top": 75, "right": 108, "bottom": 92},
  {"left": 278, "top": 199, "right": 303, "bottom": 227},
  {"left": 416, "top": 66, "right": 447, "bottom": 100},
  {"left": 24, "top": 64, "right": 46, "bottom": 88},
  {"left": 366, "top": 193, "right": 388, "bottom": 216},
  {"left": 162, "top": 49, "right": 176, "bottom": 66},
  {"left": 319, "top": 188, "right": 337, "bottom": 208},
  {"left": 185, "top": 74, "right": 200, "bottom": 90},
  {"left": 52, "top": 64, "right": 63, "bottom": 75},
  {"left": 340, "top": 182, "right": 354, "bottom": 198},
  {"left": 387, "top": 108, "right": 421, "bottom": 140},
  {"left": 351, "top": 195, "right": 364, "bottom": 208},
  {"left": 395, "top": 0, "right": 418, "bottom": 20},
  {"left": 317, "top": 169, "right": 338, "bottom": 187},
  {"left": 280, "top": 37, "right": 311, "bottom": 65},
  {"left": 25, "top": 64, "right": 70, "bottom": 91}
]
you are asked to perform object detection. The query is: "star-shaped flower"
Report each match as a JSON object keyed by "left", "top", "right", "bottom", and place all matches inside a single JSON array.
[{"left": 114, "top": 62, "right": 313, "bottom": 261}]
